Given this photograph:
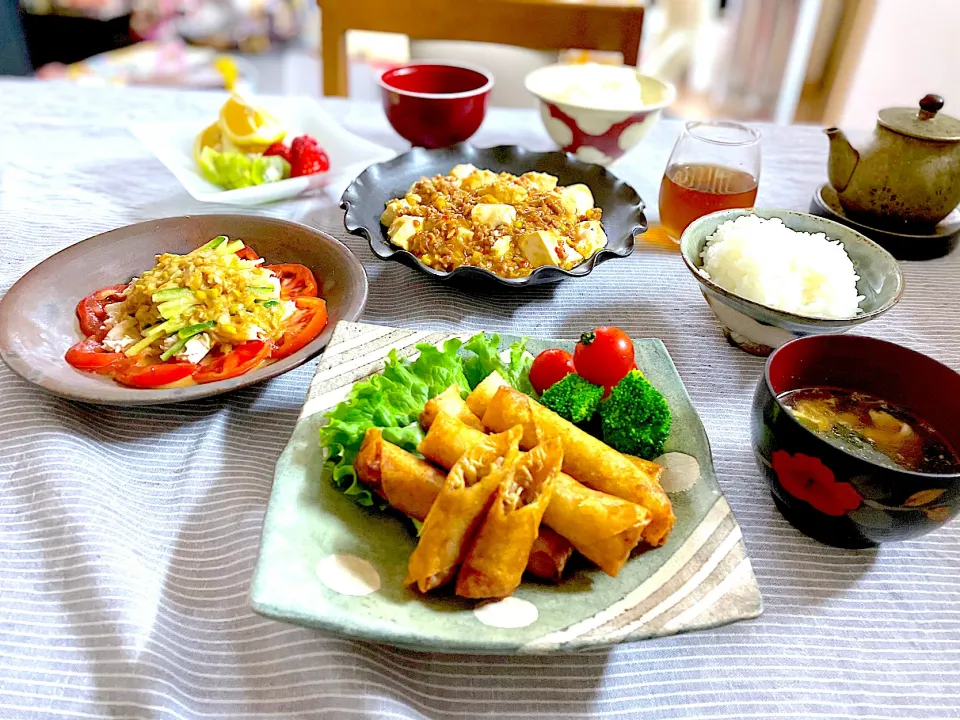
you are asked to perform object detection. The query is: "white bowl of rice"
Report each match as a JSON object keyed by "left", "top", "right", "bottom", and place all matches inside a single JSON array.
[{"left": 680, "top": 209, "right": 903, "bottom": 355}]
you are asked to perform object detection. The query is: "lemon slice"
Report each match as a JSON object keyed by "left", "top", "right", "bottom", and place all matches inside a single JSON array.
[
  {"left": 193, "top": 122, "right": 223, "bottom": 167},
  {"left": 218, "top": 95, "right": 286, "bottom": 153}
]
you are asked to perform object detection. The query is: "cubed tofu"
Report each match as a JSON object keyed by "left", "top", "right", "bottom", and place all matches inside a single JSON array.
[
  {"left": 449, "top": 164, "right": 477, "bottom": 180},
  {"left": 380, "top": 199, "right": 413, "bottom": 226},
  {"left": 519, "top": 172, "right": 558, "bottom": 192},
  {"left": 176, "top": 334, "right": 212, "bottom": 364},
  {"left": 479, "top": 181, "right": 528, "bottom": 205},
  {"left": 573, "top": 220, "right": 608, "bottom": 257},
  {"left": 560, "top": 183, "right": 595, "bottom": 217},
  {"left": 461, "top": 169, "right": 498, "bottom": 191},
  {"left": 492, "top": 236, "right": 512, "bottom": 257},
  {"left": 520, "top": 230, "right": 563, "bottom": 267},
  {"left": 471, "top": 203, "right": 517, "bottom": 229},
  {"left": 387, "top": 215, "right": 423, "bottom": 249}
]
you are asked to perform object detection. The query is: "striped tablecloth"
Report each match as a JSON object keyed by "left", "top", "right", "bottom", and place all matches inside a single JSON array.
[{"left": 1, "top": 79, "right": 958, "bottom": 720}]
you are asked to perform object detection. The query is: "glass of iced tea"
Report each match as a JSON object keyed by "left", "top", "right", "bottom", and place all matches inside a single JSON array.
[{"left": 658, "top": 121, "right": 761, "bottom": 242}]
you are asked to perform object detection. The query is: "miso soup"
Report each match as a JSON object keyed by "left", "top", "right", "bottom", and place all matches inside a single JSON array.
[{"left": 778, "top": 387, "right": 960, "bottom": 474}]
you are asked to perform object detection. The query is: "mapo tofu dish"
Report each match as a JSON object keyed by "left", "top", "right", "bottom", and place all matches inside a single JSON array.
[{"left": 380, "top": 165, "right": 608, "bottom": 278}]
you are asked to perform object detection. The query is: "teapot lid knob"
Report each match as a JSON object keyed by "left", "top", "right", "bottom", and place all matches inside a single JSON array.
[{"left": 919, "top": 94, "right": 945, "bottom": 119}]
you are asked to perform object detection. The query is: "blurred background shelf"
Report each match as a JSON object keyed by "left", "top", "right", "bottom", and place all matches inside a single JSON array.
[{"left": 2, "top": 0, "right": 957, "bottom": 130}]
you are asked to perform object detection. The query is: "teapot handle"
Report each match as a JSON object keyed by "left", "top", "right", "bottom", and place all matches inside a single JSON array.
[{"left": 919, "top": 94, "right": 944, "bottom": 120}]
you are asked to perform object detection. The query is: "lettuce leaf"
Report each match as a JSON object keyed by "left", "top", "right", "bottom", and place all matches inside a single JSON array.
[
  {"left": 411, "top": 338, "right": 471, "bottom": 398},
  {"left": 319, "top": 333, "right": 534, "bottom": 510},
  {"left": 462, "top": 333, "right": 538, "bottom": 398}
]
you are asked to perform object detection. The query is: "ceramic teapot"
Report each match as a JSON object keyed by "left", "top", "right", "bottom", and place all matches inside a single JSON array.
[{"left": 825, "top": 94, "right": 960, "bottom": 226}]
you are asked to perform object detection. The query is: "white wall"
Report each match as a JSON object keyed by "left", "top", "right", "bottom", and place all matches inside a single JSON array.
[{"left": 837, "top": 0, "right": 960, "bottom": 130}]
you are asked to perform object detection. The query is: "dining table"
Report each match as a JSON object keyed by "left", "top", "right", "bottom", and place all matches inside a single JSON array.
[{"left": 1, "top": 77, "right": 959, "bottom": 720}]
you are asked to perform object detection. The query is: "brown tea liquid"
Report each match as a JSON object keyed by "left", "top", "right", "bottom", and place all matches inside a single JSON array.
[{"left": 658, "top": 163, "right": 759, "bottom": 241}]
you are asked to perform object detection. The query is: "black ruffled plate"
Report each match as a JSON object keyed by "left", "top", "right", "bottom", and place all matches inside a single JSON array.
[{"left": 340, "top": 144, "right": 646, "bottom": 287}]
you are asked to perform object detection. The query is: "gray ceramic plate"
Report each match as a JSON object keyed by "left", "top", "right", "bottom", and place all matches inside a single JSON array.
[
  {"left": 340, "top": 144, "right": 645, "bottom": 288},
  {"left": 0, "top": 215, "right": 368, "bottom": 405},
  {"left": 250, "top": 321, "right": 762, "bottom": 653}
]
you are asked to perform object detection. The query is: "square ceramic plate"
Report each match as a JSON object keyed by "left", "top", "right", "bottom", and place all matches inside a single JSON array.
[
  {"left": 130, "top": 97, "right": 395, "bottom": 205},
  {"left": 250, "top": 321, "right": 762, "bottom": 653}
]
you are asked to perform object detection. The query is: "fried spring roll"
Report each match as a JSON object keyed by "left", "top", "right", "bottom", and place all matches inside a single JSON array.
[
  {"left": 420, "top": 412, "right": 651, "bottom": 575},
  {"left": 481, "top": 387, "right": 675, "bottom": 546},
  {"left": 420, "top": 385, "right": 485, "bottom": 431},
  {"left": 405, "top": 426, "right": 522, "bottom": 593},
  {"left": 456, "top": 439, "right": 563, "bottom": 599},
  {"left": 354, "top": 427, "right": 573, "bottom": 580},
  {"left": 355, "top": 428, "right": 446, "bottom": 521},
  {"left": 465, "top": 371, "right": 509, "bottom": 418},
  {"left": 483, "top": 388, "right": 673, "bottom": 545},
  {"left": 527, "top": 528, "right": 575, "bottom": 582}
]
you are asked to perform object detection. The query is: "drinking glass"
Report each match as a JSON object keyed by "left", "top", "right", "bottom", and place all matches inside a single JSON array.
[{"left": 658, "top": 121, "right": 761, "bottom": 243}]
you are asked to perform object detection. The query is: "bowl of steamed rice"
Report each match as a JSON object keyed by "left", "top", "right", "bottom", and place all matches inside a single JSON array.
[{"left": 680, "top": 208, "right": 903, "bottom": 356}]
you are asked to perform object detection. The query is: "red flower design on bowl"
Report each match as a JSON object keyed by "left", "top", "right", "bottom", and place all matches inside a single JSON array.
[{"left": 771, "top": 450, "right": 863, "bottom": 516}]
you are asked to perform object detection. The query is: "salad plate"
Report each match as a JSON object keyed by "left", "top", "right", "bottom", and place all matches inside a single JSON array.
[
  {"left": 250, "top": 321, "right": 762, "bottom": 653},
  {"left": 340, "top": 144, "right": 645, "bottom": 287},
  {"left": 131, "top": 96, "right": 395, "bottom": 205},
  {"left": 0, "top": 215, "right": 367, "bottom": 405}
]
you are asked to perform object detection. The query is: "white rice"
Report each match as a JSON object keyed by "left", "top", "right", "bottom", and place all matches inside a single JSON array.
[{"left": 699, "top": 215, "right": 865, "bottom": 319}]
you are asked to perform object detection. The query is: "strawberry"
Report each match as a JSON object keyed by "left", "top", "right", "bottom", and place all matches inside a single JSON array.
[
  {"left": 289, "top": 135, "right": 330, "bottom": 177},
  {"left": 263, "top": 142, "right": 291, "bottom": 163}
]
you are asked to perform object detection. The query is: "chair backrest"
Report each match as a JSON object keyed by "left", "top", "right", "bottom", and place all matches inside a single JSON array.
[{"left": 317, "top": 0, "right": 645, "bottom": 96}]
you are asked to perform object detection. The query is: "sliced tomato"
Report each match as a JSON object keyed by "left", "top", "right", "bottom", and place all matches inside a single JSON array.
[
  {"left": 193, "top": 340, "right": 272, "bottom": 384},
  {"left": 76, "top": 284, "right": 127, "bottom": 336},
  {"left": 65, "top": 337, "right": 124, "bottom": 372},
  {"left": 272, "top": 297, "right": 328, "bottom": 360},
  {"left": 235, "top": 246, "right": 260, "bottom": 261},
  {"left": 265, "top": 264, "right": 318, "bottom": 299},
  {"left": 113, "top": 359, "right": 197, "bottom": 388}
]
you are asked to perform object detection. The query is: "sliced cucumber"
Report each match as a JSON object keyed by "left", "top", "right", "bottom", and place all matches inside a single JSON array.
[
  {"left": 125, "top": 335, "right": 158, "bottom": 357},
  {"left": 158, "top": 298, "right": 199, "bottom": 319},
  {"left": 144, "top": 319, "right": 185, "bottom": 340},
  {"left": 152, "top": 287, "right": 192, "bottom": 303},
  {"left": 220, "top": 239, "right": 245, "bottom": 255},
  {"left": 200, "top": 235, "right": 228, "bottom": 251},
  {"left": 177, "top": 320, "right": 216, "bottom": 340},
  {"left": 159, "top": 337, "right": 189, "bottom": 361}
]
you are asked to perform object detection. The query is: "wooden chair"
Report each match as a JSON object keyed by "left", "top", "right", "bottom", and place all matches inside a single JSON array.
[{"left": 317, "top": 0, "right": 645, "bottom": 97}]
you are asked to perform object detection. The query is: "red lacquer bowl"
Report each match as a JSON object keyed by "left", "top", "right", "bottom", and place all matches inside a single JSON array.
[
  {"left": 379, "top": 62, "right": 493, "bottom": 149},
  {"left": 752, "top": 335, "right": 960, "bottom": 548}
]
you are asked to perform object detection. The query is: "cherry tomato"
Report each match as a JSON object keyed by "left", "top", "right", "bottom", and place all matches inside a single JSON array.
[
  {"left": 193, "top": 340, "right": 272, "bottom": 384},
  {"left": 64, "top": 337, "right": 124, "bottom": 372},
  {"left": 529, "top": 348, "right": 576, "bottom": 394},
  {"left": 235, "top": 246, "right": 260, "bottom": 261},
  {"left": 265, "top": 264, "right": 318, "bottom": 299},
  {"left": 573, "top": 326, "right": 636, "bottom": 393},
  {"left": 75, "top": 284, "right": 127, "bottom": 337},
  {"left": 113, "top": 359, "right": 197, "bottom": 388},
  {"left": 271, "top": 297, "right": 328, "bottom": 360}
]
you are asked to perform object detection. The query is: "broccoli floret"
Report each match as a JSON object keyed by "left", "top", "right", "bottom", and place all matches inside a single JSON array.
[
  {"left": 600, "top": 370, "right": 672, "bottom": 460},
  {"left": 540, "top": 374, "right": 604, "bottom": 424}
]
